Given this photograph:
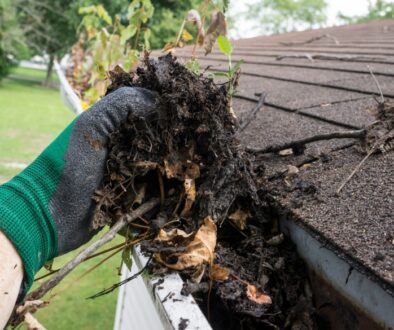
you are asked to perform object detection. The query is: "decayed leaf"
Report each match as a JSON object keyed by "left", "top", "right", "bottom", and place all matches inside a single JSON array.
[
  {"left": 246, "top": 284, "right": 272, "bottom": 305},
  {"left": 204, "top": 11, "right": 227, "bottom": 55},
  {"left": 163, "top": 158, "right": 184, "bottom": 180},
  {"left": 266, "top": 233, "right": 284, "bottom": 246},
  {"left": 181, "top": 178, "right": 196, "bottom": 217},
  {"left": 24, "top": 313, "right": 46, "bottom": 330},
  {"left": 211, "top": 264, "right": 230, "bottom": 281},
  {"left": 187, "top": 9, "right": 202, "bottom": 30},
  {"left": 162, "top": 41, "right": 177, "bottom": 53},
  {"left": 155, "top": 217, "right": 217, "bottom": 274},
  {"left": 156, "top": 228, "right": 193, "bottom": 242},
  {"left": 228, "top": 209, "right": 249, "bottom": 230}
]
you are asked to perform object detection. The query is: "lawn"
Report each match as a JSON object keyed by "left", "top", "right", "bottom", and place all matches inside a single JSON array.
[
  {"left": 10, "top": 66, "right": 59, "bottom": 82},
  {"left": 1, "top": 72, "right": 122, "bottom": 329}
]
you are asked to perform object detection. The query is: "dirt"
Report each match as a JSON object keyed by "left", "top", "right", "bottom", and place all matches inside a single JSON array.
[{"left": 92, "top": 54, "right": 318, "bottom": 329}]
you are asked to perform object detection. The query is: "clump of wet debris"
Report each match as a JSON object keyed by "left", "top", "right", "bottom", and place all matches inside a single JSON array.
[{"left": 92, "top": 54, "right": 317, "bottom": 329}]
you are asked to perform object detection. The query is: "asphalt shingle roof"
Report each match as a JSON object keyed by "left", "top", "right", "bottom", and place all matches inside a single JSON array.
[{"left": 155, "top": 19, "right": 394, "bottom": 291}]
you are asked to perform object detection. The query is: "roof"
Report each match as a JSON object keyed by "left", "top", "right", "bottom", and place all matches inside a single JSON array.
[{"left": 154, "top": 19, "right": 394, "bottom": 291}]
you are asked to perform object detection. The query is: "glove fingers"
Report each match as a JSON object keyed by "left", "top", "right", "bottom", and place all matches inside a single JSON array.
[{"left": 50, "top": 87, "right": 158, "bottom": 254}]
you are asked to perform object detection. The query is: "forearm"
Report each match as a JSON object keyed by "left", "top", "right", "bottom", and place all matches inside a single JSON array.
[{"left": 0, "top": 231, "right": 23, "bottom": 329}]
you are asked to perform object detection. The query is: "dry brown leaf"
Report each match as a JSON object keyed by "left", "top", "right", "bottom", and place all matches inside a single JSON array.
[
  {"left": 228, "top": 209, "right": 249, "bottom": 230},
  {"left": 204, "top": 11, "right": 227, "bottom": 55},
  {"left": 163, "top": 158, "right": 184, "bottom": 180},
  {"left": 162, "top": 41, "right": 177, "bottom": 53},
  {"left": 211, "top": 264, "right": 230, "bottom": 281},
  {"left": 187, "top": 9, "right": 202, "bottom": 30},
  {"left": 24, "top": 313, "right": 46, "bottom": 330},
  {"left": 155, "top": 217, "right": 217, "bottom": 274},
  {"left": 156, "top": 228, "right": 193, "bottom": 242},
  {"left": 246, "top": 284, "right": 272, "bottom": 305},
  {"left": 181, "top": 178, "right": 196, "bottom": 217}
]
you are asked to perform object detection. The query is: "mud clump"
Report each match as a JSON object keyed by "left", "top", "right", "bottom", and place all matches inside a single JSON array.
[{"left": 92, "top": 54, "right": 317, "bottom": 329}]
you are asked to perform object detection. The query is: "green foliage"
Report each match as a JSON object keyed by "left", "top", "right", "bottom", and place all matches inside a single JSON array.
[
  {"left": 338, "top": 0, "right": 394, "bottom": 24},
  {"left": 246, "top": 0, "right": 328, "bottom": 34},
  {"left": 149, "top": 0, "right": 200, "bottom": 50},
  {"left": 211, "top": 35, "right": 243, "bottom": 116},
  {"left": 217, "top": 35, "right": 232, "bottom": 56},
  {"left": 75, "top": 1, "right": 154, "bottom": 105},
  {"left": 0, "top": 0, "right": 30, "bottom": 74},
  {"left": 0, "top": 47, "right": 11, "bottom": 81}
]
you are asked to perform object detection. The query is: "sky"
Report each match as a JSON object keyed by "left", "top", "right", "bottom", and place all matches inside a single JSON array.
[{"left": 228, "top": 0, "right": 371, "bottom": 39}]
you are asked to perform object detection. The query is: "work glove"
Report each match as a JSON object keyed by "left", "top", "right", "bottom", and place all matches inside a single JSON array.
[{"left": 0, "top": 87, "right": 158, "bottom": 294}]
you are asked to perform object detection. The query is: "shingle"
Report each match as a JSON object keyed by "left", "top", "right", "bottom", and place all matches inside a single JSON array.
[
  {"left": 276, "top": 148, "right": 394, "bottom": 287},
  {"left": 156, "top": 19, "right": 394, "bottom": 289},
  {"left": 298, "top": 97, "right": 377, "bottom": 128}
]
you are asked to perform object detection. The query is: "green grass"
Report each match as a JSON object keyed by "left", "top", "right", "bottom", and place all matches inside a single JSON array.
[
  {"left": 10, "top": 66, "right": 59, "bottom": 82},
  {"left": 30, "top": 232, "right": 123, "bottom": 330},
  {"left": 0, "top": 77, "right": 73, "bottom": 181},
  {"left": 1, "top": 73, "right": 122, "bottom": 329}
]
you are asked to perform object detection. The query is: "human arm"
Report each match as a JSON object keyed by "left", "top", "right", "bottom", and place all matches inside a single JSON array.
[
  {"left": 0, "top": 231, "right": 23, "bottom": 328},
  {"left": 0, "top": 87, "right": 158, "bottom": 326}
]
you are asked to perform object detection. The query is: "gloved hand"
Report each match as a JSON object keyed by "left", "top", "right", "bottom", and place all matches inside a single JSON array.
[{"left": 0, "top": 87, "right": 158, "bottom": 294}]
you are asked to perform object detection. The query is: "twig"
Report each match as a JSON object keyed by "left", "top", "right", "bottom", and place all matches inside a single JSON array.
[
  {"left": 25, "top": 199, "right": 159, "bottom": 302},
  {"left": 276, "top": 54, "right": 386, "bottom": 62},
  {"left": 157, "top": 167, "right": 165, "bottom": 211},
  {"left": 367, "top": 65, "right": 385, "bottom": 104},
  {"left": 276, "top": 54, "right": 314, "bottom": 62},
  {"left": 336, "top": 147, "right": 376, "bottom": 195},
  {"left": 247, "top": 130, "right": 366, "bottom": 154},
  {"left": 48, "top": 245, "right": 125, "bottom": 301},
  {"left": 238, "top": 93, "right": 266, "bottom": 131},
  {"left": 336, "top": 129, "right": 394, "bottom": 194},
  {"left": 280, "top": 34, "right": 339, "bottom": 46},
  {"left": 34, "top": 234, "right": 149, "bottom": 282},
  {"left": 87, "top": 255, "right": 153, "bottom": 299}
]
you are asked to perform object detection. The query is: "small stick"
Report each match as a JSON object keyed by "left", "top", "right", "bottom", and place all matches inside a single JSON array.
[
  {"left": 367, "top": 65, "right": 385, "bottom": 104},
  {"left": 280, "top": 34, "right": 339, "bottom": 46},
  {"left": 276, "top": 54, "right": 385, "bottom": 62},
  {"left": 157, "top": 167, "right": 165, "bottom": 210},
  {"left": 247, "top": 129, "right": 366, "bottom": 154},
  {"left": 87, "top": 255, "right": 153, "bottom": 299},
  {"left": 25, "top": 198, "right": 159, "bottom": 302},
  {"left": 34, "top": 236, "right": 150, "bottom": 282},
  {"left": 238, "top": 92, "right": 266, "bottom": 132},
  {"left": 336, "top": 147, "right": 376, "bottom": 194},
  {"left": 276, "top": 54, "right": 314, "bottom": 61}
]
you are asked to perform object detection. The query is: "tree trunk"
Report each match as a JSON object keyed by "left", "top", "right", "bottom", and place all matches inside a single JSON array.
[{"left": 44, "top": 54, "right": 54, "bottom": 87}]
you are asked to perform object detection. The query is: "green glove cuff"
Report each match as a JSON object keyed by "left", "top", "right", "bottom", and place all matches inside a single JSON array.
[{"left": 0, "top": 120, "right": 74, "bottom": 292}]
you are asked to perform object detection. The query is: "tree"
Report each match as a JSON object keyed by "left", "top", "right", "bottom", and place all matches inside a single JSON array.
[
  {"left": 246, "top": 0, "right": 328, "bottom": 35},
  {"left": 10, "top": 0, "right": 126, "bottom": 85},
  {"left": 338, "top": 0, "right": 394, "bottom": 24}
]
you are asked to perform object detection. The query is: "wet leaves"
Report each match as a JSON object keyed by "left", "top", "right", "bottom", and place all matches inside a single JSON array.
[
  {"left": 211, "top": 264, "right": 230, "bottom": 281},
  {"left": 154, "top": 217, "right": 217, "bottom": 279},
  {"left": 246, "top": 284, "right": 272, "bottom": 305},
  {"left": 204, "top": 11, "right": 227, "bottom": 55},
  {"left": 228, "top": 209, "right": 249, "bottom": 230}
]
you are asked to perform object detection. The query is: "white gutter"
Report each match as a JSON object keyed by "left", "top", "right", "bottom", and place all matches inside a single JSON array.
[
  {"left": 280, "top": 215, "right": 394, "bottom": 329},
  {"left": 54, "top": 60, "right": 83, "bottom": 115},
  {"left": 114, "top": 247, "right": 212, "bottom": 330}
]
